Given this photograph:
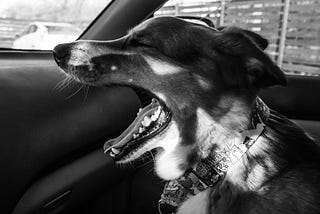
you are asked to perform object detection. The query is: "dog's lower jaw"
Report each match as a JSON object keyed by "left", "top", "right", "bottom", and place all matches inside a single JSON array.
[
  {"left": 154, "top": 121, "right": 187, "bottom": 180},
  {"left": 155, "top": 143, "right": 196, "bottom": 180},
  {"left": 177, "top": 189, "right": 211, "bottom": 214},
  {"left": 116, "top": 120, "right": 187, "bottom": 180},
  {"left": 155, "top": 150, "right": 186, "bottom": 180}
]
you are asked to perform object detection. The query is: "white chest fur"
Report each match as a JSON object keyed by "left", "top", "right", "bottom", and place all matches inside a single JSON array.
[{"left": 177, "top": 189, "right": 211, "bottom": 214}]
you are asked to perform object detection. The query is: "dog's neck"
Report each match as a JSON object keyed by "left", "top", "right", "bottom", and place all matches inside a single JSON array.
[
  {"left": 196, "top": 97, "right": 270, "bottom": 181},
  {"left": 200, "top": 97, "right": 275, "bottom": 191},
  {"left": 196, "top": 97, "right": 256, "bottom": 159},
  {"left": 159, "top": 97, "right": 270, "bottom": 213}
]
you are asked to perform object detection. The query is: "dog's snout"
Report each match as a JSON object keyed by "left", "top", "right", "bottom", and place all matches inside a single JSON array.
[{"left": 53, "top": 43, "right": 70, "bottom": 63}]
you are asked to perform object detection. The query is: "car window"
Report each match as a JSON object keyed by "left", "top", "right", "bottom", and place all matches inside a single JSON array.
[
  {"left": 46, "top": 25, "right": 81, "bottom": 34},
  {"left": 155, "top": 0, "right": 320, "bottom": 76},
  {"left": 22, "top": 26, "right": 31, "bottom": 35},
  {"left": 1, "top": 0, "right": 112, "bottom": 50},
  {"left": 29, "top": 25, "right": 38, "bottom": 33}
]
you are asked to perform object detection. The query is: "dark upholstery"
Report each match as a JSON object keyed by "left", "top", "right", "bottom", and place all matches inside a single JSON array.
[
  {"left": 261, "top": 75, "right": 320, "bottom": 143},
  {"left": 0, "top": 52, "right": 141, "bottom": 213}
]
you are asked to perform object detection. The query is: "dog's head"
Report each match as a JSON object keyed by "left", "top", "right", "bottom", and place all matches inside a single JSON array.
[{"left": 53, "top": 17, "right": 286, "bottom": 180}]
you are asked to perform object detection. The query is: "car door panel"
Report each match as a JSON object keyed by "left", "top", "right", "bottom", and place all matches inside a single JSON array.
[
  {"left": 0, "top": 51, "right": 141, "bottom": 213},
  {"left": 260, "top": 75, "right": 320, "bottom": 143},
  {"left": 12, "top": 149, "right": 134, "bottom": 214}
]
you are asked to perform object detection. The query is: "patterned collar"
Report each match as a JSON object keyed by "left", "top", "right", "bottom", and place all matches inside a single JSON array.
[{"left": 158, "top": 97, "right": 270, "bottom": 214}]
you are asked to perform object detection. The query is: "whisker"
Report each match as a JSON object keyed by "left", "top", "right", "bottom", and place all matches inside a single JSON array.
[
  {"left": 149, "top": 151, "right": 155, "bottom": 161},
  {"left": 82, "top": 85, "right": 90, "bottom": 104},
  {"left": 65, "top": 84, "right": 85, "bottom": 100},
  {"left": 61, "top": 77, "right": 73, "bottom": 91},
  {"left": 54, "top": 75, "right": 72, "bottom": 91},
  {"left": 147, "top": 166, "right": 155, "bottom": 175},
  {"left": 54, "top": 79, "right": 65, "bottom": 90}
]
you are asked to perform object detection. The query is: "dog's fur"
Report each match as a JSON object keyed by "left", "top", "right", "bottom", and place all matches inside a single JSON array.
[{"left": 54, "top": 17, "right": 320, "bottom": 214}]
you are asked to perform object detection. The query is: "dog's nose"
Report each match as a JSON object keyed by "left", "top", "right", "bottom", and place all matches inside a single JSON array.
[{"left": 53, "top": 43, "right": 70, "bottom": 64}]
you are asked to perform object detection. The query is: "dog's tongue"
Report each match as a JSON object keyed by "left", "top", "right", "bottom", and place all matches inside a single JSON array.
[{"left": 104, "top": 99, "right": 160, "bottom": 153}]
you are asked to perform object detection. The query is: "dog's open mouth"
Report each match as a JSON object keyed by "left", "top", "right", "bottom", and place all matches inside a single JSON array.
[{"left": 104, "top": 93, "right": 172, "bottom": 161}]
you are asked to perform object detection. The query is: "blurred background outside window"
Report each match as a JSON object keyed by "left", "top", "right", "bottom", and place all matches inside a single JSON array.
[
  {"left": 0, "top": 0, "right": 111, "bottom": 50},
  {"left": 155, "top": 0, "right": 320, "bottom": 76},
  {"left": 0, "top": 0, "right": 318, "bottom": 76}
]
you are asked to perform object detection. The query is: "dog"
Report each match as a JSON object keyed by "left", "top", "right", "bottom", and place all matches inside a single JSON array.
[{"left": 53, "top": 16, "right": 320, "bottom": 214}]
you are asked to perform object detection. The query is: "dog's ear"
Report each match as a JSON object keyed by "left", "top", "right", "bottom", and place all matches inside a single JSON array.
[
  {"left": 214, "top": 27, "right": 286, "bottom": 88},
  {"left": 217, "top": 26, "right": 269, "bottom": 51}
]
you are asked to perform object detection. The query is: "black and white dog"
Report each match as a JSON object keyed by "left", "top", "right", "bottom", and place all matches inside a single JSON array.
[{"left": 53, "top": 17, "right": 320, "bottom": 214}]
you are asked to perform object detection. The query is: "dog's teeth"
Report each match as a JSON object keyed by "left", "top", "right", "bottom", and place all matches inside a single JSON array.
[
  {"left": 133, "top": 134, "right": 139, "bottom": 139},
  {"left": 142, "top": 116, "right": 152, "bottom": 127},
  {"left": 111, "top": 148, "right": 121, "bottom": 155},
  {"left": 137, "top": 108, "right": 142, "bottom": 115},
  {"left": 151, "top": 114, "right": 157, "bottom": 121},
  {"left": 149, "top": 106, "right": 161, "bottom": 120},
  {"left": 156, "top": 106, "right": 162, "bottom": 115},
  {"left": 139, "top": 127, "right": 145, "bottom": 133},
  {"left": 151, "top": 108, "right": 161, "bottom": 121},
  {"left": 155, "top": 108, "right": 161, "bottom": 117}
]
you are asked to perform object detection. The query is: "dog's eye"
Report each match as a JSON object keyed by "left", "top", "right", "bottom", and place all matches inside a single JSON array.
[{"left": 130, "top": 37, "right": 152, "bottom": 48}]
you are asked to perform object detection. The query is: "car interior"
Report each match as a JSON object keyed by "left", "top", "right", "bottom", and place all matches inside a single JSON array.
[{"left": 0, "top": 0, "right": 319, "bottom": 213}]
